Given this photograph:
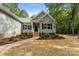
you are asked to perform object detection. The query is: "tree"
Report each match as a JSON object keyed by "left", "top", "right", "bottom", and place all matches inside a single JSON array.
[
  {"left": 20, "top": 10, "right": 29, "bottom": 17},
  {"left": 2, "top": 3, "right": 29, "bottom": 17},
  {"left": 45, "top": 3, "right": 79, "bottom": 34},
  {"left": 45, "top": 4, "right": 71, "bottom": 34},
  {"left": 70, "top": 4, "right": 77, "bottom": 35},
  {"left": 2, "top": 3, "right": 20, "bottom": 16}
]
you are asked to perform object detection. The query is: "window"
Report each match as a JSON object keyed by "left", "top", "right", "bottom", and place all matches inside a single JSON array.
[
  {"left": 23, "top": 24, "right": 32, "bottom": 30},
  {"left": 42, "top": 23, "right": 46, "bottom": 29},
  {"left": 48, "top": 24, "right": 52, "bottom": 29},
  {"left": 23, "top": 25, "right": 27, "bottom": 30},
  {"left": 28, "top": 25, "right": 31, "bottom": 30},
  {"left": 42, "top": 23, "right": 52, "bottom": 29}
]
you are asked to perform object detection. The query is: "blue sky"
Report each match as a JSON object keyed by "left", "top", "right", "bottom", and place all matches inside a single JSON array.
[{"left": 18, "top": 3, "right": 47, "bottom": 16}]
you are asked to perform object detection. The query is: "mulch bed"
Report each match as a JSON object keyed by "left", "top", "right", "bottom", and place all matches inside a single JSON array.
[
  {"left": 0, "top": 34, "right": 32, "bottom": 45},
  {"left": 38, "top": 34, "right": 65, "bottom": 40}
]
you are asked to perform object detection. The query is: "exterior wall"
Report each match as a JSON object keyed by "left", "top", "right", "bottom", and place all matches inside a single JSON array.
[
  {"left": 39, "top": 16, "right": 56, "bottom": 33},
  {"left": 0, "top": 12, "right": 21, "bottom": 39},
  {"left": 22, "top": 23, "right": 33, "bottom": 33},
  {"left": 39, "top": 22, "right": 56, "bottom": 33}
]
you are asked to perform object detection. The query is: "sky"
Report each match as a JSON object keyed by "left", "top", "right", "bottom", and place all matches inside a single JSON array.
[{"left": 18, "top": 3, "right": 47, "bottom": 17}]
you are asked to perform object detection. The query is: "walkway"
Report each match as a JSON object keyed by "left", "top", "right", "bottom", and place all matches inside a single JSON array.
[{"left": 0, "top": 37, "right": 39, "bottom": 55}]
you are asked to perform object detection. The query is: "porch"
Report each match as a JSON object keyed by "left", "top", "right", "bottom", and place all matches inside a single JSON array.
[{"left": 33, "top": 22, "right": 40, "bottom": 37}]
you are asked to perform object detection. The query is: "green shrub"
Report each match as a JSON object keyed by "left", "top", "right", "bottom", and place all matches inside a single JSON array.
[{"left": 39, "top": 33, "right": 65, "bottom": 39}]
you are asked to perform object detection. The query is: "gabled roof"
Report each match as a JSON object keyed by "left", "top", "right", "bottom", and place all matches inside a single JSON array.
[
  {"left": 32, "top": 11, "right": 56, "bottom": 22},
  {"left": 32, "top": 11, "right": 46, "bottom": 20},
  {"left": 19, "top": 18, "right": 31, "bottom": 23},
  {"left": 0, "top": 6, "right": 22, "bottom": 23},
  {"left": 39, "top": 13, "right": 56, "bottom": 22}
]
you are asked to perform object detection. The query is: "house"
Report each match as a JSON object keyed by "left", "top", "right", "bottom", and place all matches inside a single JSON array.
[
  {"left": 0, "top": 6, "right": 22, "bottom": 41},
  {"left": 19, "top": 11, "right": 56, "bottom": 37},
  {"left": 0, "top": 5, "right": 56, "bottom": 41},
  {"left": 19, "top": 17, "right": 33, "bottom": 34}
]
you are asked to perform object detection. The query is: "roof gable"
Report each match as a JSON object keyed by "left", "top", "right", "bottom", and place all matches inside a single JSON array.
[
  {"left": 32, "top": 11, "right": 46, "bottom": 20},
  {"left": 39, "top": 14, "right": 56, "bottom": 22}
]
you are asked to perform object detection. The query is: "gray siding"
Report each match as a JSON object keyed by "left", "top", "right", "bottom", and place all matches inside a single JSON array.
[
  {"left": 39, "top": 16, "right": 56, "bottom": 33},
  {"left": 39, "top": 22, "right": 56, "bottom": 33},
  {"left": 0, "top": 12, "right": 21, "bottom": 38},
  {"left": 22, "top": 23, "right": 33, "bottom": 33}
]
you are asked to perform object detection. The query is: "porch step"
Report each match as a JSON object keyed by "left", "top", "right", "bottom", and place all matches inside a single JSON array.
[{"left": 33, "top": 32, "right": 39, "bottom": 37}]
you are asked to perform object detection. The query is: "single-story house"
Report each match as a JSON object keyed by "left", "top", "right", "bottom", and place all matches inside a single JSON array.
[
  {"left": 19, "top": 11, "right": 56, "bottom": 37},
  {"left": 0, "top": 5, "right": 56, "bottom": 40}
]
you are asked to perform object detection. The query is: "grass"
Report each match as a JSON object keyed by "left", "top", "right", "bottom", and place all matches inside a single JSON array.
[{"left": 2, "top": 34, "right": 79, "bottom": 56}]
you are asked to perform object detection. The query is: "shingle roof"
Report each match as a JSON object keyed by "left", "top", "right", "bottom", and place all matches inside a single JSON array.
[
  {"left": 0, "top": 5, "right": 22, "bottom": 23},
  {"left": 19, "top": 18, "right": 31, "bottom": 23},
  {"left": 32, "top": 11, "right": 46, "bottom": 19},
  {"left": 32, "top": 11, "right": 56, "bottom": 22}
]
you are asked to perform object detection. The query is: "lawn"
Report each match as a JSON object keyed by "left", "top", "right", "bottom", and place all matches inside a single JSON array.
[{"left": 2, "top": 35, "right": 79, "bottom": 56}]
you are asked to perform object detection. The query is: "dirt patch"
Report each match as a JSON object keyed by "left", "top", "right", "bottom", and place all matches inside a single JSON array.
[{"left": 1, "top": 35, "right": 79, "bottom": 56}]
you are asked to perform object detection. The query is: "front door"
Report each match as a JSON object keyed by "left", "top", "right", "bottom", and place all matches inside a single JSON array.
[
  {"left": 33, "top": 23, "right": 39, "bottom": 37},
  {"left": 34, "top": 26, "right": 38, "bottom": 32}
]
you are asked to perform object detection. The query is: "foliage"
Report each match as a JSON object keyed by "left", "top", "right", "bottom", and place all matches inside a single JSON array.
[
  {"left": 2, "top": 3, "right": 29, "bottom": 17},
  {"left": 20, "top": 10, "right": 29, "bottom": 17},
  {"left": 45, "top": 3, "right": 79, "bottom": 34}
]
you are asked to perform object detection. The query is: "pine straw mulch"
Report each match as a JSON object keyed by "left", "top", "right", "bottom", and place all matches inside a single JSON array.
[
  {"left": 0, "top": 34, "right": 32, "bottom": 45},
  {"left": 38, "top": 34, "right": 65, "bottom": 40}
]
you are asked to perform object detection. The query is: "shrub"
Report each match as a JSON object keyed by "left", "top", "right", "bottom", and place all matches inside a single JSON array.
[
  {"left": 50, "top": 34, "right": 65, "bottom": 39},
  {"left": 39, "top": 33, "right": 65, "bottom": 39}
]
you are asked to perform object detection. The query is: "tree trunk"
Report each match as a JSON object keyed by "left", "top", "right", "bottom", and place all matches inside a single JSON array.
[{"left": 71, "top": 4, "right": 77, "bottom": 35}]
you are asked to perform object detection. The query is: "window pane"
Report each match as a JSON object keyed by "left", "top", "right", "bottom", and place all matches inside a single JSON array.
[
  {"left": 23, "top": 25, "right": 27, "bottom": 30},
  {"left": 48, "top": 23, "right": 52, "bottom": 29},
  {"left": 25, "top": 25, "right": 27, "bottom": 29},
  {"left": 42, "top": 23, "right": 52, "bottom": 29},
  {"left": 42, "top": 23, "right": 47, "bottom": 29},
  {"left": 28, "top": 25, "right": 31, "bottom": 30}
]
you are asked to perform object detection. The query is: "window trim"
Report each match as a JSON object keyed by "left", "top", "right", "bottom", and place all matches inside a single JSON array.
[
  {"left": 23, "top": 24, "right": 32, "bottom": 30},
  {"left": 42, "top": 23, "right": 52, "bottom": 29}
]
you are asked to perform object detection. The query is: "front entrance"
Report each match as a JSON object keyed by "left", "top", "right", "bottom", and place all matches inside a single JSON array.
[
  {"left": 34, "top": 26, "right": 38, "bottom": 32},
  {"left": 33, "top": 22, "right": 39, "bottom": 37}
]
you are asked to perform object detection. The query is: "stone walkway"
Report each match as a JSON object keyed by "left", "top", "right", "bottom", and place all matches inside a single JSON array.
[{"left": 0, "top": 37, "right": 39, "bottom": 55}]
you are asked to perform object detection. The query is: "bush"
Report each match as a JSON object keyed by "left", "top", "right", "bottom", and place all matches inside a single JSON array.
[
  {"left": 39, "top": 33, "right": 65, "bottom": 39},
  {"left": 50, "top": 34, "right": 65, "bottom": 39}
]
